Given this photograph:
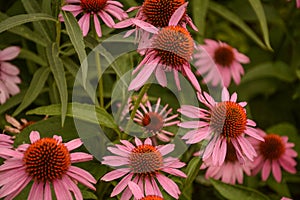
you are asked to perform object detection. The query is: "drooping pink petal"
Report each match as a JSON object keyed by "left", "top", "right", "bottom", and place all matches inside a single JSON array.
[
  {"left": 93, "top": 14, "right": 102, "bottom": 37},
  {"left": 100, "top": 169, "right": 130, "bottom": 181},
  {"left": 169, "top": 2, "right": 188, "bottom": 26},
  {"left": 0, "top": 46, "right": 20, "bottom": 61},
  {"left": 157, "top": 144, "right": 175, "bottom": 156},
  {"left": 65, "top": 138, "right": 82, "bottom": 151},
  {"left": 271, "top": 160, "right": 282, "bottom": 182},
  {"left": 128, "top": 181, "right": 144, "bottom": 199},
  {"left": 78, "top": 14, "right": 90, "bottom": 36},
  {"left": 156, "top": 173, "right": 180, "bottom": 199},
  {"left": 70, "top": 152, "right": 93, "bottom": 163},
  {"left": 111, "top": 173, "right": 133, "bottom": 197}
]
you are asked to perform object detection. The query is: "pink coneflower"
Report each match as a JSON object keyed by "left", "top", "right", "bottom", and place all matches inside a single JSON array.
[
  {"left": 0, "top": 46, "right": 21, "bottom": 104},
  {"left": 4, "top": 114, "right": 36, "bottom": 134},
  {"left": 0, "top": 134, "right": 14, "bottom": 159},
  {"left": 178, "top": 87, "right": 264, "bottom": 166},
  {"left": 133, "top": 97, "right": 179, "bottom": 142},
  {"left": 61, "top": 0, "right": 128, "bottom": 37},
  {"left": 249, "top": 129, "right": 297, "bottom": 183},
  {"left": 0, "top": 131, "right": 97, "bottom": 199},
  {"left": 194, "top": 39, "right": 250, "bottom": 87},
  {"left": 101, "top": 137, "right": 187, "bottom": 199},
  {"left": 298, "top": 0, "right": 300, "bottom": 7},
  {"left": 200, "top": 141, "right": 252, "bottom": 184},
  {"left": 128, "top": 181, "right": 163, "bottom": 200},
  {"left": 127, "top": 8, "right": 201, "bottom": 91}
]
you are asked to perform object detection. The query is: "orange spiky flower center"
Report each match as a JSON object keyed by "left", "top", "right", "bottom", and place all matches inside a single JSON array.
[
  {"left": 142, "top": 0, "right": 186, "bottom": 27},
  {"left": 130, "top": 144, "right": 163, "bottom": 176},
  {"left": 23, "top": 138, "right": 71, "bottom": 182},
  {"left": 153, "top": 26, "right": 194, "bottom": 70},
  {"left": 210, "top": 101, "right": 247, "bottom": 139},
  {"left": 141, "top": 196, "right": 164, "bottom": 200}
]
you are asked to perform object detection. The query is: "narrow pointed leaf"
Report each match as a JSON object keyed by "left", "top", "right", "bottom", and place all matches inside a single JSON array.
[
  {"left": 62, "top": 11, "right": 88, "bottom": 88},
  {"left": 0, "top": 13, "right": 56, "bottom": 34},
  {"left": 27, "top": 103, "right": 118, "bottom": 129},
  {"left": 46, "top": 43, "right": 68, "bottom": 126},
  {"left": 208, "top": 1, "right": 266, "bottom": 49},
  {"left": 13, "top": 67, "right": 50, "bottom": 116},
  {"left": 210, "top": 179, "right": 270, "bottom": 200},
  {"left": 248, "top": 0, "right": 272, "bottom": 50}
]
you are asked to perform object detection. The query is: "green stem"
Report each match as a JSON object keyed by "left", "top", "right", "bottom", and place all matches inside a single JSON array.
[
  {"left": 124, "top": 83, "right": 151, "bottom": 137},
  {"left": 95, "top": 53, "right": 104, "bottom": 107}
]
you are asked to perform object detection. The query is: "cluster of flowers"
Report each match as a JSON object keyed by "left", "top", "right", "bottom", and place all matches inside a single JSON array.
[{"left": 0, "top": 0, "right": 298, "bottom": 200}]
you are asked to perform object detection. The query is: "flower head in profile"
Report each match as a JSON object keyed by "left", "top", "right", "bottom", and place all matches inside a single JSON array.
[
  {"left": 249, "top": 129, "right": 297, "bottom": 182},
  {"left": 127, "top": 7, "right": 201, "bottom": 91},
  {"left": 101, "top": 137, "right": 187, "bottom": 199},
  {"left": 0, "top": 46, "right": 21, "bottom": 104},
  {"left": 133, "top": 97, "right": 179, "bottom": 142},
  {"left": 4, "top": 114, "right": 36, "bottom": 134},
  {"left": 178, "top": 87, "right": 264, "bottom": 166},
  {"left": 194, "top": 39, "right": 250, "bottom": 87},
  {"left": 61, "top": 0, "right": 128, "bottom": 37},
  {"left": 0, "top": 134, "right": 14, "bottom": 159},
  {"left": 200, "top": 141, "right": 252, "bottom": 184},
  {"left": 0, "top": 131, "right": 96, "bottom": 200}
]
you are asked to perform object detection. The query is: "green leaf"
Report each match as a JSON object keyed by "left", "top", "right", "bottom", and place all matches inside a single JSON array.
[
  {"left": 0, "top": 12, "right": 47, "bottom": 46},
  {"left": 210, "top": 179, "right": 270, "bottom": 200},
  {"left": 191, "top": 0, "right": 209, "bottom": 41},
  {"left": 62, "top": 11, "right": 88, "bottom": 87},
  {"left": 0, "top": 13, "right": 56, "bottom": 34},
  {"left": 27, "top": 103, "right": 118, "bottom": 129},
  {"left": 208, "top": 1, "right": 266, "bottom": 49},
  {"left": 13, "top": 67, "right": 50, "bottom": 116},
  {"left": 81, "top": 190, "right": 97, "bottom": 200},
  {"left": 19, "top": 49, "right": 47, "bottom": 66},
  {"left": 46, "top": 43, "right": 68, "bottom": 126},
  {"left": 183, "top": 157, "right": 202, "bottom": 187},
  {"left": 0, "top": 89, "right": 27, "bottom": 114},
  {"left": 241, "top": 61, "right": 297, "bottom": 83},
  {"left": 21, "top": 0, "right": 54, "bottom": 41},
  {"left": 248, "top": 0, "right": 272, "bottom": 50}
]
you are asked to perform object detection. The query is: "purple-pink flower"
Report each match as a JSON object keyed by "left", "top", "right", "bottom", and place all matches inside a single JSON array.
[
  {"left": 133, "top": 97, "right": 179, "bottom": 142},
  {"left": 200, "top": 141, "right": 252, "bottom": 184},
  {"left": 194, "top": 39, "right": 250, "bottom": 87},
  {"left": 128, "top": 181, "right": 164, "bottom": 200},
  {"left": 0, "top": 131, "right": 96, "bottom": 199},
  {"left": 0, "top": 46, "right": 21, "bottom": 104},
  {"left": 126, "top": 6, "right": 201, "bottom": 91},
  {"left": 178, "top": 87, "right": 264, "bottom": 166},
  {"left": 61, "top": 0, "right": 128, "bottom": 37},
  {"left": 249, "top": 129, "right": 297, "bottom": 182},
  {"left": 4, "top": 114, "right": 36, "bottom": 134},
  {"left": 101, "top": 137, "right": 187, "bottom": 199}
]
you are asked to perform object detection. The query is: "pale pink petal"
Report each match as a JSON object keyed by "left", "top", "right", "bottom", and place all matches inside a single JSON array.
[
  {"left": 221, "top": 87, "right": 230, "bottom": 101},
  {"left": 98, "top": 10, "right": 115, "bottom": 27},
  {"left": 131, "top": 18, "right": 159, "bottom": 34},
  {"left": 107, "top": 147, "right": 129, "bottom": 157},
  {"left": 64, "top": 138, "right": 82, "bottom": 151},
  {"left": 70, "top": 152, "right": 93, "bottom": 163},
  {"left": 44, "top": 181, "right": 52, "bottom": 200},
  {"left": 1, "top": 176, "right": 31, "bottom": 200},
  {"left": 111, "top": 173, "right": 133, "bottom": 197},
  {"left": 0, "top": 62, "right": 20, "bottom": 75},
  {"left": 144, "top": 138, "right": 152, "bottom": 145},
  {"left": 128, "top": 60, "right": 157, "bottom": 90},
  {"left": 53, "top": 179, "right": 73, "bottom": 200},
  {"left": 183, "top": 64, "right": 201, "bottom": 92},
  {"left": 78, "top": 14, "right": 90, "bottom": 36},
  {"left": 169, "top": 2, "right": 188, "bottom": 26},
  {"left": 29, "top": 131, "right": 40, "bottom": 143},
  {"left": 262, "top": 159, "right": 271, "bottom": 181},
  {"left": 128, "top": 181, "right": 144, "bottom": 199},
  {"left": 61, "top": 175, "right": 83, "bottom": 200},
  {"left": 28, "top": 181, "right": 44, "bottom": 200},
  {"left": 100, "top": 169, "right": 130, "bottom": 181},
  {"left": 93, "top": 14, "right": 102, "bottom": 37},
  {"left": 271, "top": 160, "right": 282, "bottom": 182},
  {"left": 156, "top": 173, "right": 180, "bottom": 199},
  {"left": 0, "top": 46, "right": 20, "bottom": 61},
  {"left": 61, "top": 5, "right": 82, "bottom": 12},
  {"left": 157, "top": 144, "right": 175, "bottom": 156},
  {"left": 161, "top": 167, "right": 187, "bottom": 178},
  {"left": 155, "top": 66, "right": 167, "bottom": 87}
]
